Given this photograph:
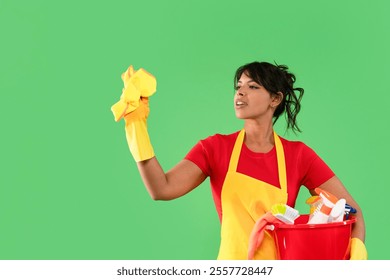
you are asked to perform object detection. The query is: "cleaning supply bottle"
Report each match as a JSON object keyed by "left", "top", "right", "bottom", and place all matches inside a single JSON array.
[
  {"left": 329, "top": 198, "right": 346, "bottom": 223},
  {"left": 344, "top": 203, "right": 357, "bottom": 220},
  {"left": 305, "top": 195, "right": 321, "bottom": 220},
  {"left": 308, "top": 188, "right": 338, "bottom": 224}
]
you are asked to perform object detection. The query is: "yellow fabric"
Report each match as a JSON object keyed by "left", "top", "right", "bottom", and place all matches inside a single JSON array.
[
  {"left": 111, "top": 66, "right": 157, "bottom": 122},
  {"left": 111, "top": 65, "right": 157, "bottom": 162},
  {"left": 350, "top": 238, "right": 368, "bottom": 260},
  {"left": 217, "top": 129, "right": 288, "bottom": 260},
  {"left": 124, "top": 98, "right": 154, "bottom": 162}
]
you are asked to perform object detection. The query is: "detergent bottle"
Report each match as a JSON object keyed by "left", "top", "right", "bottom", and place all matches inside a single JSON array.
[
  {"left": 308, "top": 188, "right": 338, "bottom": 224},
  {"left": 305, "top": 195, "right": 321, "bottom": 220}
]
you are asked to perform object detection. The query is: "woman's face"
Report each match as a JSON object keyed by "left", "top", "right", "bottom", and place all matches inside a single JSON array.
[{"left": 234, "top": 72, "right": 276, "bottom": 120}]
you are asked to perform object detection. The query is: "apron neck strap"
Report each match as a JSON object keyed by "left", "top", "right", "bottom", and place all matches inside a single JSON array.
[{"left": 228, "top": 129, "right": 287, "bottom": 192}]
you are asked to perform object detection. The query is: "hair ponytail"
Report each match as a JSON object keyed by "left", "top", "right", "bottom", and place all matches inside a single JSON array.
[{"left": 273, "top": 64, "right": 304, "bottom": 132}]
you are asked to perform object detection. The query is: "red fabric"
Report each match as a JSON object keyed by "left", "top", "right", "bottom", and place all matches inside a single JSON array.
[{"left": 185, "top": 131, "right": 335, "bottom": 222}]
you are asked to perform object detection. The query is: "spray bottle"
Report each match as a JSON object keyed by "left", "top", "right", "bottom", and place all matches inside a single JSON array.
[
  {"left": 329, "top": 198, "right": 346, "bottom": 222},
  {"left": 308, "top": 188, "right": 338, "bottom": 224}
]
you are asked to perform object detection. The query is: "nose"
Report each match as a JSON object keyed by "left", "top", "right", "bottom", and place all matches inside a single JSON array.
[{"left": 236, "top": 89, "right": 245, "bottom": 97}]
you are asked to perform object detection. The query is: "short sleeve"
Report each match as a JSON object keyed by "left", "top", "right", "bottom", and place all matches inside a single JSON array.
[
  {"left": 185, "top": 140, "right": 212, "bottom": 176},
  {"left": 300, "top": 144, "right": 335, "bottom": 190}
]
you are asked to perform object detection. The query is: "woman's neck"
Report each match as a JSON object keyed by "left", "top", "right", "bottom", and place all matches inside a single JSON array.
[{"left": 243, "top": 120, "right": 275, "bottom": 153}]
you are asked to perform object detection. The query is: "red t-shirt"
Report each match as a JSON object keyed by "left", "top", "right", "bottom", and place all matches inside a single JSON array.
[{"left": 185, "top": 131, "right": 335, "bottom": 222}]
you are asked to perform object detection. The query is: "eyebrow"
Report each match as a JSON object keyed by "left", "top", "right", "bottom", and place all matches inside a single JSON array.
[{"left": 237, "top": 79, "right": 256, "bottom": 84}]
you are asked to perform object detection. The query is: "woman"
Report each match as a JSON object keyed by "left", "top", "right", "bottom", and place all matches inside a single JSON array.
[{"left": 111, "top": 61, "right": 367, "bottom": 260}]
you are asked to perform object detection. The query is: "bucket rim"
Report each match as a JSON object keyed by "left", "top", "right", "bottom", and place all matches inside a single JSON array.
[{"left": 274, "top": 215, "right": 356, "bottom": 229}]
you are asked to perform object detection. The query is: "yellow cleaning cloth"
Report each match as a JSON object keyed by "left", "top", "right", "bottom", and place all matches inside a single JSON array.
[{"left": 111, "top": 66, "right": 157, "bottom": 121}]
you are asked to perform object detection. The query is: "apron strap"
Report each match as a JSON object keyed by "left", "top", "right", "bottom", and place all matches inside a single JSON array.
[
  {"left": 274, "top": 131, "right": 287, "bottom": 193},
  {"left": 227, "top": 129, "right": 245, "bottom": 173},
  {"left": 227, "top": 129, "right": 287, "bottom": 192}
]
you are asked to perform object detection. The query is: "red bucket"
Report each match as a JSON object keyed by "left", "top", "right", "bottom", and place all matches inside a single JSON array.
[{"left": 270, "top": 215, "right": 356, "bottom": 260}]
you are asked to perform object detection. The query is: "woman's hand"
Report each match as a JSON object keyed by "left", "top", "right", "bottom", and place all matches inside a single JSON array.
[{"left": 111, "top": 65, "right": 157, "bottom": 162}]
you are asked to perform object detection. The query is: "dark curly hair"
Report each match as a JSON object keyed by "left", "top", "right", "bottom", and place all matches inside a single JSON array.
[{"left": 234, "top": 61, "right": 304, "bottom": 132}]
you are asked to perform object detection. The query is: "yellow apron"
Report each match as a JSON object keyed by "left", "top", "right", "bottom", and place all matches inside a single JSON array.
[{"left": 217, "top": 129, "right": 288, "bottom": 260}]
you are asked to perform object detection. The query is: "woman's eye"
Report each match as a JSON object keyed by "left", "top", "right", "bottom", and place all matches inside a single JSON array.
[{"left": 234, "top": 85, "right": 259, "bottom": 90}]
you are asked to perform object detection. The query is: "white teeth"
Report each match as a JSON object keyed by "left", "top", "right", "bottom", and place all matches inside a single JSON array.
[{"left": 236, "top": 101, "right": 245, "bottom": 105}]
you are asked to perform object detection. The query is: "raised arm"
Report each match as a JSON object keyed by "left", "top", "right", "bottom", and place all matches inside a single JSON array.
[
  {"left": 137, "top": 157, "right": 207, "bottom": 200},
  {"left": 112, "top": 66, "right": 207, "bottom": 200}
]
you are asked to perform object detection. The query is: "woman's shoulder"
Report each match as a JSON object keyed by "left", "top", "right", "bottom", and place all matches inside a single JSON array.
[
  {"left": 201, "top": 130, "right": 240, "bottom": 144},
  {"left": 198, "top": 130, "right": 240, "bottom": 151},
  {"left": 279, "top": 136, "right": 307, "bottom": 147},
  {"left": 279, "top": 136, "right": 318, "bottom": 157},
  {"left": 208, "top": 130, "right": 240, "bottom": 140}
]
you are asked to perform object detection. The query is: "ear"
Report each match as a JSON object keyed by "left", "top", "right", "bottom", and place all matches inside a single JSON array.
[{"left": 271, "top": 92, "right": 284, "bottom": 107}]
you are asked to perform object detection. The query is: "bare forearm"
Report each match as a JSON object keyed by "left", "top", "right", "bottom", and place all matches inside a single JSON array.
[
  {"left": 136, "top": 157, "right": 207, "bottom": 201},
  {"left": 314, "top": 176, "right": 366, "bottom": 242},
  {"left": 137, "top": 157, "right": 169, "bottom": 200},
  {"left": 337, "top": 190, "right": 365, "bottom": 241},
  {"left": 350, "top": 204, "right": 366, "bottom": 242}
]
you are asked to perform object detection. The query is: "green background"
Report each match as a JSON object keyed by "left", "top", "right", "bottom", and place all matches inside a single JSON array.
[{"left": 0, "top": 0, "right": 389, "bottom": 260}]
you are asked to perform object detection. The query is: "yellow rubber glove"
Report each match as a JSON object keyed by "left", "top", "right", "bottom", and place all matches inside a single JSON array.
[
  {"left": 124, "top": 97, "right": 154, "bottom": 162},
  {"left": 111, "top": 66, "right": 157, "bottom": 162},
  {"left": 350, "top": 238, "right": 368, "bottom": 260}
]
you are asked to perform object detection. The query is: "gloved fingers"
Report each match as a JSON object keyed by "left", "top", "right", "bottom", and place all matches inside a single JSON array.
[
  {"left": 247, "top": 217, "right": 268, "bottom": 260},
  {"left": 124, "top": 98, "right": 150, "bottom": 122},
  {"left": 111, "top": 97, "right": 141, "bottom": 122},
  {"left": 140, "top": 96, "right": 149, "bottom": 104},
  {"left": 248, "top": 229, "right": 265, "bottom": 260},
  {"left": 350, "top": 238, "right": 368, "bottom": 260},
  {"left": 247, "top": 212, "right": 278, "bottom": 260}
]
